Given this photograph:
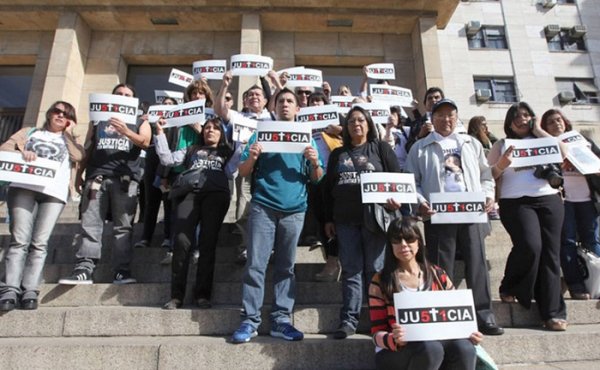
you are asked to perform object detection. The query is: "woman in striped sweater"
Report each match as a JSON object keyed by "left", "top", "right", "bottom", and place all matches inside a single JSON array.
[{"left": 368, "top": 217, "right": 482, "bottom": 370}]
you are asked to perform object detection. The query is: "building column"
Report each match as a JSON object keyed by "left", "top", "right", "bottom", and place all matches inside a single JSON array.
[
  {"left": 37, "top": 12, "right": 91, "bottom": 129},
  {"left": 238, "top": 14, "right": 262, "bottom": 107},
  {"left": 411, "top": 16, "right": 443, "bottom": 108}
]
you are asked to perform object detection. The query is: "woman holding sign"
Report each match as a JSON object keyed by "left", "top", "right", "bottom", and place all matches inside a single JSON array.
[
  {"left": 323, "top": 106, "right": 401, "bottom": 339},
  {"left": 154, "top": 117, "right": 238, "bottom": 310},
  {"left": 488, "top": 102, "right": 567, "bottom": 331},
  {"left": 0, "top": 101, "right": 84, "bottom": 311},
  {"left": 369, "top": 217, "right": 482, "bottom": 370},
  {"left": 541, "top": 109, "right": 600, "bottom": 300}
]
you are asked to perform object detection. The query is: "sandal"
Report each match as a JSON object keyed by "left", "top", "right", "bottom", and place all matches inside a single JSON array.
[
  {"left": 544, "top": 318, "right": 567, "bottom": 331},
  {"left": 500, "top": 294, "right": 516, "bottom": 303}
]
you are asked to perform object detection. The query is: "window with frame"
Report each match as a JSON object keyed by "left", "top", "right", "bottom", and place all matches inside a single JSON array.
[
  {"left": 0, "top": 66, "right": 33, "bottom": 143},
  {"left": 468, "top": 26, "right": 507, "bottom": 49},
  {"left": 556, "top": 78, "right": 599, "bottom": 104},
  {"left": 474, "top": 78, "right": 518, "bottom": 103},
  {"left": 557, "top": 0, "right": 575, "bottom": 4},
  {"left": 547, "top": 30, "right": 586, "bottom": 52}
]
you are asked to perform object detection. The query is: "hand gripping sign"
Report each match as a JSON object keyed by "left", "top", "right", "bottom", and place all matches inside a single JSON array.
[
  {"left": 230, "top": 54, "right": 274, "bottom": 77},
  {"left": 279, "top": 67, "right": 323, "bottom": 88},
  {"left": 192, "top": 60, "right": 227, "bottom": 80},
  {"left": 168, "top": 68, "right": 194, "bottom": 88},
  {"left": 160, "top": 99, "right": 206, "bottom": 129},
  {"left": 369, "top": 84, "right": 414, "bottom": 107},
  {"left": 394, "top": 289, "right": 478, "bottom": 342},
  {"left": 353, "top": 102, "right": 390, "bottom": 125},
  {"left": 429, "top": 192, "right": 488, "bottom": 224},
  {"left": 147, "top": 104, "right": 173, "bottom": 124},
  {"left": 154, "top": 90, "right": 184, "bottom": 104},
  {"left": 89, "top": 93, "right": 139, "bottom": 126},
  {"left": 0, "top": 151, "right": 60, "bottom": 188},
  {"left": 559, "top": 130, "right": 600, "bottom": 175},
  {"left": 360, "top": 172, "right": 418, "bottom": 205},
  {"left": 297, "top": 105, "right": 340, "bottom": 134},
  {"left": 365, "top": 63, "right": 396, "bottom": 80},
  {"left": 256, "top": 121, "right": 312, "bottom": 153},
  {"left": 504, "top": 137, "right": 562, "bottom": 168}
]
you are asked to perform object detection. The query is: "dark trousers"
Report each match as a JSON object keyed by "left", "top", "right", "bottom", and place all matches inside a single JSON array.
[
  {"left": 375, "top": 339, "right": 476, "bottom": 370},
  {"left": 302, "top": 182, "right": 338, "bottom": 257},
  {"left": 141, "top": 147, "right": 171, "bottom": 242},
  {"left": 424, "top": 222, "right": 495, "bottom": 326},
  {"left": 170, "top": 191, "right": 230, "bottom": 301},
  {"left": 499, "top": 194, "right": 566, "bottom": 320}
]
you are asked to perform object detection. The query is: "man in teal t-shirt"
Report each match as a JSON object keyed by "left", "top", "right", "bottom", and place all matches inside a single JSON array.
[{"left": 231, "top": 88, "right": 323, "bottom": 344}]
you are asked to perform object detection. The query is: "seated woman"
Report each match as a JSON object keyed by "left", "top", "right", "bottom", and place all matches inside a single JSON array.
[
  {"left": 369, "top": 217, "right": 482, "bottom": 370},
  {"left": 0, "top": 101, "right": 84, "bottom": 311},
  {"left": 154, "top": 117, "right": 239, "bottom": 309}
]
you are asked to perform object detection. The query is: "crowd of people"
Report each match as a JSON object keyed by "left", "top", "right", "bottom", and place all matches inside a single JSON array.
[{"left": 1, "top": 61, "right": 598, "bottom": 369}]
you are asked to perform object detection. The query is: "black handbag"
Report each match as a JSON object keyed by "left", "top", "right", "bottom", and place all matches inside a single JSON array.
[{"left": 168, "top": 167, "right": 207, "bottom": 200}]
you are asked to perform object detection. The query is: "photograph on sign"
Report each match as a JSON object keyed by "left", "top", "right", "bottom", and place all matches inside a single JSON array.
[
  {"left": 89, "top": 93, "right": 139, "bottom": 126},
  {"left": 147, "top": 104, "right": 173, "bottom": 123},
  {"left": 154, "top": 90, "right": 184, "bottom": 104},
  {"left": 330, "top": 95, "right": 355, "bottom": 115},
  {"left": 230, "top": 54, "right": 273, "bottom": 76},
  {"left": 365, "top": 63, "right": 396, "bottom": 80},
  {"left": 504, "top": 137, "right": 562, "bottom": 168},
  {"left": 429, "top": 192, "right": 488, "bottom": 224},
  {"left": 0, "top": 151, "right": 60, "bottom": 188},
  {"left": 256, "top": 121, "right": 312, "bottom": 153},
  {"left": 566, "top": 145, "right": 600, "bottom": 175},
  {"left": 285, "top": 67, "right": 323, "bottom": 88},
  {"left": 360, "top": 172, "right": 418, "bottom": 204},
  {"left": 394, "top": 289, "right": 477, "bottom": 342},
  {"left": 192, "top": 59, "right": 227, "bottom": 80},
  {"left": 230, "top": 112, "right": 258, "bottom": 143},
  {"left": 354, "top": 102, "right": 390, "bottom": 125},
  {"left": 297, "top": 105, "right": 339, "bottom": 133},
  {"left": 168, "top": 68, "right": 194, "bottom": 88},
  {"left": 369, "top": 84, "right": 414, "bottom": 107},
  {"left": 160, "top": 99, "right": 205, "bottom": 128}
]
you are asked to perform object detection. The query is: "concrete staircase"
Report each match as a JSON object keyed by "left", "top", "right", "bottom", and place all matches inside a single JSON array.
[{"left": 1, "top": 202, "right": 599, "bottom": 369}]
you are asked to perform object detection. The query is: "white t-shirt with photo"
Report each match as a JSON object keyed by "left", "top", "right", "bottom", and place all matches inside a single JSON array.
[{"left": 435, "top": 132, "right": 467, "bottom": 193}]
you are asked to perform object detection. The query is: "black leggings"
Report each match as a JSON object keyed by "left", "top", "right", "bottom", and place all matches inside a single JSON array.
[
  {"left": 170, "top": 191, "right": 230, "bottom": 301},
  {"left": 140, "top": 147, "right": 171, "bottom": 242},
  {"left": 375, "top": 339, "right": 476, "bottom": 370}
]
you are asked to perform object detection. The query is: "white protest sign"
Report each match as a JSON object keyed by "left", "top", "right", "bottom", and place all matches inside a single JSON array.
[
  {"left": 360, "top": 172, "right": 417, "bottom": 204},
  {"left": 230, "top": 54, "right": 273, "bottom": 77},
  {"left": 330, "top": 95, "right": 354, "bottom": 115},
  {"left": 370, "top": 84, "right": 414, "bottom": 107},
  {"left": 231, "top": 113, "right": 258, "bottom": 143},
  {"left": 429, "top": 192, "right": 488, "bottom": 224},
  {"left": 147, "top": 105, "right": 173, "bottom": 124},
  {"left": 0, "top": 151, "right": 60, "bottom": 187},
  {"left": 394, "top": 289, "right": 477, "bottom": 342},
  {"left": 154, "top": 90, "right": 184, "bottom": 104},
  {"left": 192, "top": 59, "right": 227, "bottom": 80},
  {"left": 256, "top": 121, "right": 312, "bottom": 153},
  {"left": 354, "top": 102, "right": 390, "bottom": 125},
  {"left": 168, "top": 68, "right": 194, "bottom": 88},
  {"left": 297, "top": 105, "right": 340, "bottom": 133},
  {"left": 89, "top": 93, "right": 139, "bottom": 126},
  {"left": 160, "top": 99, "right": 205, "bottom": 128},
  {"left": 282, "top": 67, "right": 323, "bottom": 88},
  {"left": 559, "top": 131, "right": 600, "bottom": 174},
  {"left": 365, "top": 63, "right": 396, "bottom": 80},
  {"left": 504, "top": 137, "right": 562, "bottom": 168}
]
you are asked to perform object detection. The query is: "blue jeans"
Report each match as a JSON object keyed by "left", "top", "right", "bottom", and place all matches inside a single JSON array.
[
  {"left": 75, "top": 177, "right": 138, "bottom": 273},
  {"left": 335, "top": 223, "right": 386, "bottom": 330},
  {"left": 241, "top": 202, "right": 305, "bottom": 329},
  {"left": 561, "top": 200, "right": 600, "bottom": 293},
  {"left": 3, "top": 187, "right": 64, "bottom": 296}
]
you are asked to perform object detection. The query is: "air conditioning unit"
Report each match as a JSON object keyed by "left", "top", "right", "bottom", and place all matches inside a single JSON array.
[
  {"left": 558, "top": 90, "right": 576, "bottom": 104},
  {"left": 544, "top": 24, "right": 561, "bottom": 38},
  {"left": 475, "top": 89, "right": 492, "bottom": 102},
  {"left": 466, "top": 21, "right": 482, "bottom": 36},
  {"left": 569, "top": 25, "right": 587, "bottom": 38},
  {"left": 542, "top": 0, "right": 557, "bottom": 9}
]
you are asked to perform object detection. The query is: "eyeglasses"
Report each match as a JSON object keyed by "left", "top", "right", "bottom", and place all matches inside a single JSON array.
[
  {"left": 50, "top": 107, "right": 74, "bottom": 120},
  {"left": 297, "top": 90, "right": 312, "bottom": 96}
]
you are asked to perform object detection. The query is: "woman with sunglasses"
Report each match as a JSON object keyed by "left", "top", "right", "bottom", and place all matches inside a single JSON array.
[{"left": 0, "top": 101, "right": 84, "bottom": 311}]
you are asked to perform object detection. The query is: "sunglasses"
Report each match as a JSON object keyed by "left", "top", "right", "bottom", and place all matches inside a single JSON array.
[
  {"left": 297, "top": 90, "right": 312, "bottom": 96},
  {"left": 51, "top": 107, "right": 74, "bottom": 120}
]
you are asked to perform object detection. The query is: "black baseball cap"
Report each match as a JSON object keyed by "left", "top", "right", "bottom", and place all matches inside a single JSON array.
[{"left": 431, "top": 98, "right": 458, "bottom": 114}]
